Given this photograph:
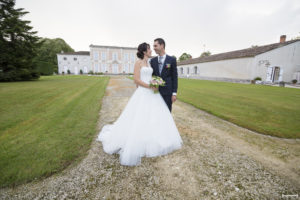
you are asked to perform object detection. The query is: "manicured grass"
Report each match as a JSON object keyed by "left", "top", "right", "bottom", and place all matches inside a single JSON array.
[
  {"left": 177, "top": 78, "right": 300, "bottom": 139},
  {"left": 0, "top": 75, "right": 109, "bottom": 188}
]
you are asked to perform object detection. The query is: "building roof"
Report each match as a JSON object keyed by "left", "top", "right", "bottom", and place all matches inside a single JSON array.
[
  {"left": 178, "top": 39, "right": 300, "bottom": 66},
  {"left": 57, "top": 51, "right": 90, "bottom": 55},
  {"left": 89, "top": 44, "right": 137, "bottom": 50}
]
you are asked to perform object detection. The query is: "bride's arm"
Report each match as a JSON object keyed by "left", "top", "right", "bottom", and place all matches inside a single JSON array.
[{"left": 133, "top": 60, "right": 151, "bottom": 88}]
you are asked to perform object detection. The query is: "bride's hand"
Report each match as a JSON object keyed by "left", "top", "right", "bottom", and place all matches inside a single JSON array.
[{"left": 150, "top": 86, "right": 158, "bottom": 92}]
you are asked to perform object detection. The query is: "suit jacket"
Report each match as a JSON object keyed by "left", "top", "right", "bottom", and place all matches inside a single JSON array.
[{"left": 150, "top": 55, "right": 178, "bottom": 96}]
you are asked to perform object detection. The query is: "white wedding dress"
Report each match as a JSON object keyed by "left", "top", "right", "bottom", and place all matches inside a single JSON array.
[{"left": 96, "top": 62, "right": 183, "bottom": 166}]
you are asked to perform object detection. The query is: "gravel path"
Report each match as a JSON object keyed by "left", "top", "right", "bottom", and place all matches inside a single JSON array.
[{"left": 1, "top": 76, "right": 299, "bottom": 200}]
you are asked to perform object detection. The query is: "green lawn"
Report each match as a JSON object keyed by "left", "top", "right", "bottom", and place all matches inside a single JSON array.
[
  {"left": 0, "top": 75, "right": 109, "bottom": 188},
  {"left": 177, "top": 78, "right": 300, "bottom": 139}
]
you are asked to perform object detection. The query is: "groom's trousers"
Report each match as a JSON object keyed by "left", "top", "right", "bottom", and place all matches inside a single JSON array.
[{"left": 161, "top": 94, "right": 172, "bottom": 112}]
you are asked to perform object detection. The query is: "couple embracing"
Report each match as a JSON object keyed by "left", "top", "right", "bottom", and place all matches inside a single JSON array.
[{"left": 96, "top": 38, "right": 183, "bottom": 166}]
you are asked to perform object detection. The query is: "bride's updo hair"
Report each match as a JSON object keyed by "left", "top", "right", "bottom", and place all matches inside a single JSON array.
[{"left": 137, "top": 42, "right": 150, "bottom": 59}]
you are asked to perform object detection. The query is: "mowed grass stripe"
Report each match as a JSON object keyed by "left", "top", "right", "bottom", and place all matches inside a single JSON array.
[
  {"left": 0, "top": 75, "right": 109, "bottom": 188},
  {"left": 176, "top": 78, "right": 300, "bottom": 139}
]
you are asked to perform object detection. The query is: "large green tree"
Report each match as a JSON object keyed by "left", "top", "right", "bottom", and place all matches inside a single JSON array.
[
  {"left": 200, "top": 51, "right": 211, "bottom": 58},
  {"left": 178, "top": 53, "right": 192, "bottom": 62},
  {"left": 0, "top": 0, "right": 43, "bottom": 81},
  {"left": 34, "top": 38, "right": 74, "bottom": 74}
]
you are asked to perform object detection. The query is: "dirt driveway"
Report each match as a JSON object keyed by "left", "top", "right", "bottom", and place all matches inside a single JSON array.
[{"left": 1, "top": 76, "right": 299, "bottom": 200}]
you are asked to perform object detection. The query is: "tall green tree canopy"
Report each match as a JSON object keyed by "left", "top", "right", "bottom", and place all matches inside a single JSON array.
[
  {"left": 0, "top": 0, "right": 43, "bottom": 81},
  {"left": 178, "top": 53, "right": 192, "bottom": 62},
  {"left": 200, "top": 51, "right": 211, "bottom": 58},
  {"left": 34, "top": 38, "right": 74, "bottom": 74}
]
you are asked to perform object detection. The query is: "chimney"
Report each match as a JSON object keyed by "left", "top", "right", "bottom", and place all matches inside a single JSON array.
[{"left": 280, "top": 35, "right": 286, "bottom": 43}]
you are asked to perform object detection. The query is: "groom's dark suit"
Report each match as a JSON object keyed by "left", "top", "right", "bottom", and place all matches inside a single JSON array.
[{"left": 150, "top": 54, "right": 178, "bottom": 112}]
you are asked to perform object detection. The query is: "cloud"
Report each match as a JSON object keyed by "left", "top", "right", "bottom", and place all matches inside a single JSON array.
[{"left": 15, "top": 0, "right": 300, "bottom": 58}]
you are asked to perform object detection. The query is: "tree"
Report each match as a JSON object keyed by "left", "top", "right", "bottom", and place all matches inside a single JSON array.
[
  {"left": 200, "top": 51, "right": 211, "bottom": 58},
  {"left": 34, "top": 38, "right": 74, "bottom": 74},
  {"left": 178, "top": 53, "right": 192, "bottom": 62},
  {"left": 0, "top": 0, "right": 43, "bottom": 81}
]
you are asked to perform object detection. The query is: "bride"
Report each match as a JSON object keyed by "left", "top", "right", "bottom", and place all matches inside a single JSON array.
[{"left": 96, "top": 42, "right": 183, "bottom": 166}]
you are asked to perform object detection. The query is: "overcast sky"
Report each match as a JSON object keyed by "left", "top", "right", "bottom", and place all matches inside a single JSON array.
[{"left": 16, "top": 0, "right": 300, "bottom": 58}]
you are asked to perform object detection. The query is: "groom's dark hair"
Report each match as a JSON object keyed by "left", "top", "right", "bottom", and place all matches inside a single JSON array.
[{"left": 154, "top": 38, "right": 165, "bottom": 49}]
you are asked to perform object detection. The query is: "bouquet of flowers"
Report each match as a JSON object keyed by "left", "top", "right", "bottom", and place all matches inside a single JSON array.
[{"left": 150, "top": 76, "right": 165, "bottom": 93}]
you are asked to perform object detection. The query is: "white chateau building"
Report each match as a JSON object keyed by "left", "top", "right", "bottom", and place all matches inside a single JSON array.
[
  {"left": 57, "top": 45, "right": 137, "bottom": 74},
  {"left": 178, "top": 35, "right": 300, "bottom": 83}
]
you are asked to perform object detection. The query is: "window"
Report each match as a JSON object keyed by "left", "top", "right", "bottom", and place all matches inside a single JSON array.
[
  {"left": 124, "top": 63, "right": 129, "bottom": 73},
  {"left": 131, "top": 53, "right": 135, "bottom": 62},
  {"left": 73, "top": 57, "right": 77, "bottom": 61},
  {"left": 101, "top": 64, "right": 106, "bottom": 72},
  {"left": 124, "top": 53, "right": 129, "bottom": 61},
  {"left": 63, "top": 57, "right": 67, "bottom": 60},
  {"left": 113, "top": 64, "right": 118, "bottom": 73},
  {"left": 180, "top": 67, "right": 183, "bottom": 74},
  {"left": 112, "top": 52, "right": 118, "bottom": 61},
  {"left": 131, "top": 64, "right": 134, "bottom": 72},
  {"left": 101, "top": 52, "right": 106, "bottom": 60},
  {"left": 94, "top": 52, "right": 99, "bottom": 60},
  {"left": 95, "top": 63, "right": 99, "bottom": 72},
  {"left": 187, "top": 67, "right": 189, "bottom": 74}
]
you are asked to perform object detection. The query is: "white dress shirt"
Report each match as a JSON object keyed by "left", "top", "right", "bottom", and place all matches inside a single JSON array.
[{"left": 157, "top": 54, "right": 177, "bottom": 96}]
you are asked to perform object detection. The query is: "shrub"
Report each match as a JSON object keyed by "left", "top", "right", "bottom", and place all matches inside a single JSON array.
[
  {"left": 80, "top": 69, "right": 83, "bottom": 74},
  {"left": 279, "top": 81, "right": 285, "bottom": 87},
  {"left": 35, "top": 61, "right": 54, "bottom": 75},
  {"left": 67, "top": 69, "right": 71, "bottom": 74},
  {"left": 254, "top": 77, "right": 262, "bottom": 81},
  {"left": 291, "top": 79, "right": 297, "bottom": 84}
]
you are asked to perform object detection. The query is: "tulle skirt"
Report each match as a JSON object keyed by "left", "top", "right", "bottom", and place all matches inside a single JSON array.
[{"left": 96, "top": 85, "right": 183, "bottom": 166}]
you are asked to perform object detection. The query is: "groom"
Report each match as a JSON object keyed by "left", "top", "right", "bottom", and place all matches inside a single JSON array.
[{"left": 150, "top": 38, "right": 178, "bottom": 112}]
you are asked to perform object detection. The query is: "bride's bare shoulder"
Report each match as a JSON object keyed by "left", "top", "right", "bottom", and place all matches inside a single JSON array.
[
  {"left": 135, "top": 59, "right": 142, "bottom": 64},
  {"left": 134, "top": 59, "right": 143, "bottom": 67}
]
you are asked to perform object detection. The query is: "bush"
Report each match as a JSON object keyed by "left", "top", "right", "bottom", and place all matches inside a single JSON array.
[
  {"left": 35, "top": 61, "right": 54, "bottom": 75},
  {"left": 80, "top": 69, "right": 83, "bottom": 74},
  {"left": 88, "top": 70, "right": 94, "bottom": 75},
  {"left": 62, "top": 71, "right": 65, "bottom": 75},
  {"left": 279, "top": 81, "right": 285, "bottom": 87},
  {"left": 67, "top": 69, "right": 71, "bottom": 74},
  {"left": 254, "top": 77, "right": 262, "bottom": 81},
  {"left": 291, "top": 79, "right": 297, "bottom": 84}
]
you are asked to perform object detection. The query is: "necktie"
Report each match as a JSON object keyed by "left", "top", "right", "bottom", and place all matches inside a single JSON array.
[{"left": 158, "top": 56, "right": 163, "bottom": 75}]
